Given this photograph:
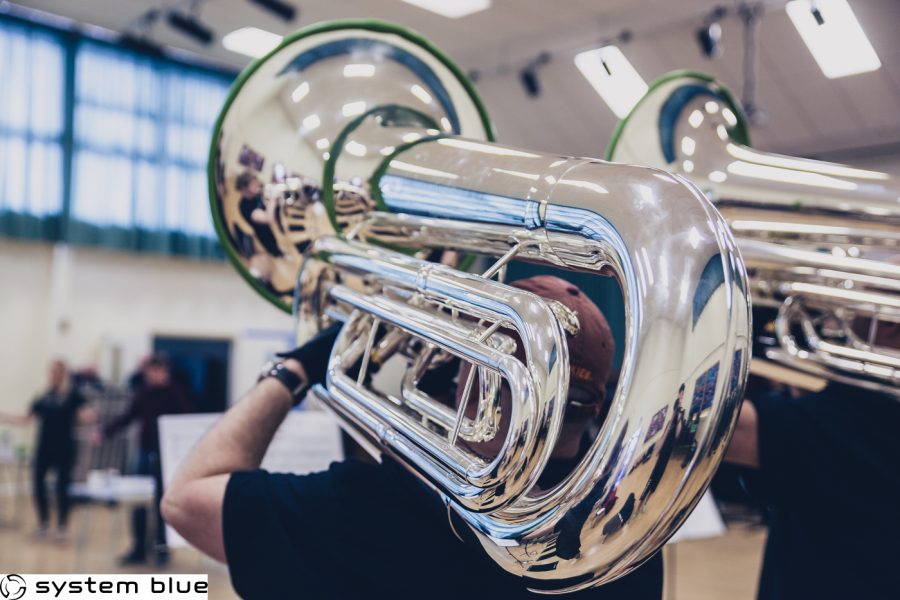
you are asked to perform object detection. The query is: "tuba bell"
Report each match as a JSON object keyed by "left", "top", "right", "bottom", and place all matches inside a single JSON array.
[
  {"left": 210, "top": 23, "right": 751, "bottom": 592},
  {"left": 607, "top": 71, "right": 900, "bottom": 397}
]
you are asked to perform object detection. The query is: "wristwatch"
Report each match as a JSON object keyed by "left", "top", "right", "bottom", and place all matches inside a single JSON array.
[{"left": 258, "top": 360, "right": 308, "bottom": 406}]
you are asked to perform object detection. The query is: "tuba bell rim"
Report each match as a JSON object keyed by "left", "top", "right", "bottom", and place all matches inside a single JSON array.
[
  {"left": 207, "top": 18, "right": 496, "bottom": 314},
  {"left": 604, "top": 69, "right": 752, "bottom": 163}
]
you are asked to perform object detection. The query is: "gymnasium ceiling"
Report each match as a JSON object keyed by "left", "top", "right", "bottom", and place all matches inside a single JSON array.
[{"left": 9, "top": 0, "right": 900, "bottom": 163}]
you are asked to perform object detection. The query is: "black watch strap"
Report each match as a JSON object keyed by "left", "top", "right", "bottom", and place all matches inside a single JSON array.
[{"left": 259, "top": 361, "right": 308, "bottom": 406}]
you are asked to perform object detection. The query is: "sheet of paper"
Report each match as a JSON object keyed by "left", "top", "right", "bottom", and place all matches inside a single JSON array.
[
  {"left": 667, "top": 490, "right": 726, "bottom": 544},
  {"left": 158, "top": 410, "right": 343, "bottom": 547}
]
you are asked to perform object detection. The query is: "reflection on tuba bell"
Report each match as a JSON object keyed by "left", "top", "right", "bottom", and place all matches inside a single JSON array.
[
  {"left": 210, "top": 23, "right": 751, "bottom": 592},
  {"left": 607, "top": 71, "right": 900, "bottom": 397}
]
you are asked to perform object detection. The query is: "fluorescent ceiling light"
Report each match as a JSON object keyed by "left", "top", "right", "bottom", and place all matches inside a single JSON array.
[
  {"left": 726, "top": 160, "right": 858, "bottom": 190},
  {"left": 222, "top": 27, "right": 282, "bottom": 58},
  {"left": 345, "top": 141, "right": 368, "bottom": 157},
  {"left": 725, "top": 143, "right": 889, "bottom": 180},
  {"left": 410, "top": 84, "right": 433, "bottom": 105},
  {"left": 342, "top": 101, "right": 367, "bottom": 117},
  {"left": 402, "top": 0, "right": 491, "bottom": 19},
  {"left": 574, "top": 46, "right": 648, "bottom": 118},
  {"left": 343, "top": 63, "right": 375, "bottom": 78},
  {"left": 291, "top": 81, "right": 309, "bottom": 103},
  {"left": 785, "top": 0, "right": 881, "bottom": 79},
  {"left": 301, "top": 114, "right": 320, "bottom": 131}
]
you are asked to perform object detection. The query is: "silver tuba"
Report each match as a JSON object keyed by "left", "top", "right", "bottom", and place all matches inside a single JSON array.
[
  {"left": 607, "top": 71, "right": 900, "bottom": 397},
  {"left": 210, "top": 23, "right": 751, "bottom": 592}
]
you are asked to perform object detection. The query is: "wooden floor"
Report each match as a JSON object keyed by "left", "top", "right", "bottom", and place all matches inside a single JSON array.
[{"left": 0, "top": 497, "right": 765, "bottom": 599}]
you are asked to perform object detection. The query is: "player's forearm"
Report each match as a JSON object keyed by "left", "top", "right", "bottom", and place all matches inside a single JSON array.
[
  {"left": 162, "top": 375, "right": 300, "bottom": 563},
  {"left": 0, "top": 412, "right": 32, "bottom": 426},
  {"left": 170, "top": 379, "right": 292, "bottom": 488},
  {"left": 725, "top": 400, "right": 760, "bottom": 468}
]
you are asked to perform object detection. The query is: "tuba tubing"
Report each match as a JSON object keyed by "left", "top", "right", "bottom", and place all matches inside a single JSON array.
[{"left": 607, "top": 71, "right": 900, "bottom": 396}]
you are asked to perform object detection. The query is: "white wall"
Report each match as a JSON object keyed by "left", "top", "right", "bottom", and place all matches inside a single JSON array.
[{"left": 0, "top": 238, "right": 292, "bottom": 415}]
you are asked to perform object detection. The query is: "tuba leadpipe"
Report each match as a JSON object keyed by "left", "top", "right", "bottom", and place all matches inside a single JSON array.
[
  {"left": 607, "top": 71, "right": 900, "bottom": 396},
  {"left": 210, "top": 23, "right": 751, "bottom": 592}
]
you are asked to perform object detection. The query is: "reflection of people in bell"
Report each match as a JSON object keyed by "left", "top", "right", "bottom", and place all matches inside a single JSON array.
[
  {"left": 639, "top": 384, "right": 684, "bottom": 508},
  {"left": 236, "top": 171, "right": 283, "bottom": 259},
  {"left": 601, "top": 492, "right": 636, "bottom": 537}
]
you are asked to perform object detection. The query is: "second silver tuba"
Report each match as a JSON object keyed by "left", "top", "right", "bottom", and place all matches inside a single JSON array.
[
  {"left": 210, "top": 24, "right": 751, "bottom": 592},
  {"left": 607, "top": 71, "right": 900, "bottom": 396}
]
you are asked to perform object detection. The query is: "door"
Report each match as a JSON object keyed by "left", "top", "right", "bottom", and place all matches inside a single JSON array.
[{"left": 152, "top": 336, "right": 231, "bottom": 413}]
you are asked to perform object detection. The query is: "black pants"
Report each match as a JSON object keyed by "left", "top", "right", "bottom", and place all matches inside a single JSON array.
[
  {"left": 33, "top": 450, "right": 74, "bottom": 529},
  {"left": 130, "top": 450, "right": 166, "bottom": 557}
]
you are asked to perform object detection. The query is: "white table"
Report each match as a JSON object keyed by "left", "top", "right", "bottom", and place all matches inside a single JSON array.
[{"left": 70, "top": 473, "right": 156, "bottom": 569}]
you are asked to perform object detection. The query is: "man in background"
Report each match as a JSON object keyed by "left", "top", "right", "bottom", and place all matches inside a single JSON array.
[
  {"left": 236, "top": 171, "right": 282, "bottom": 259},
  {"left": 100, "top": 353, "right": 190, "bottom": 565}
]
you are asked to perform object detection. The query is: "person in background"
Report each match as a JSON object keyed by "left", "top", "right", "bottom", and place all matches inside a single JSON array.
[
  {"left": 161, "top": 276, "right": 664, "bottom": 599},
  {"left": 126, "top": 355, "right": 151, "bottom": 393},
  {"left": 99, "top": 353, "right": 190, "bottom": 565},
  {"left": 236, "top": 171, "right": 282, "bottom": 259},
  {"left": 725, "top": 314, "right": 900, "bottom": 600},
  {"left": 638, "top": 385, "right": 684, "bottom": 510},
  {"left": 0, "top": 359, "right": 96, "bottom": 541}
]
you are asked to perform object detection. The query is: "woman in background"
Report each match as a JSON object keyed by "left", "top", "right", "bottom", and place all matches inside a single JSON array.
[{"left": 1, "top": 359, "right": 95, "bottom": 541}]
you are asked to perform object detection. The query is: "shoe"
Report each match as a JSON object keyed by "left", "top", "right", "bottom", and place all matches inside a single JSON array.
[
  {"left": 54, "top": 529, "right": 69, "bottom": 545},
  {"left": 119, "top": 550, "right": 147, "bottom": 565},
  {"left": 31, "top": 525, "right": 50, "bottom": 540},
  {"left": 154, "top": 547, "right": 170, "bottom": 566}
]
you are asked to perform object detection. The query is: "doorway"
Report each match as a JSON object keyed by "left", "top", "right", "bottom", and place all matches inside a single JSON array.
[{"left": 152, "top": 336, "right": 231, "bottom": 413}]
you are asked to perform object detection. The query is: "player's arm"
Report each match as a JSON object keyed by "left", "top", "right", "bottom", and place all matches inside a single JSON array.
[
  {"left": 161, "top": 361, "right": 305, "bottom": 562},
  {"left": 163, "top": 324, "right": 339, "bottom": 561},
  {"left": 725, "top": 400, "right": 759, "bottom": 468}
]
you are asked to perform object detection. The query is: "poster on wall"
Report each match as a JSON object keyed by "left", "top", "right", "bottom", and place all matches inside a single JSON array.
[{"left": 691, "top": 362, "right": 720, "bottom": 417}]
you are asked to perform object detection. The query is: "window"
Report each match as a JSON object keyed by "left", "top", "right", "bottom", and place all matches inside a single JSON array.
[
  {"left": 0, "top": 19, "right": 65, "bottom": 237},
  {"left": 69, "top": 41, "right": 231, "bottom": 254},
  {"left": 0, "top": 15, "right": 234, "bottom": 257}
]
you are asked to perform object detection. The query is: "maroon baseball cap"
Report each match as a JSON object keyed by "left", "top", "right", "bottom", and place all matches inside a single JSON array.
[
  {"left": 511, "top": 276, "right": 615, "bottom": 416},
  {"left": 455, "top": 275, "right": 616, "bottom": 422}
]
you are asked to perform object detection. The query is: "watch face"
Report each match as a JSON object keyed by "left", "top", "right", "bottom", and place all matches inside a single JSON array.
[{"left": 259, "top": 359, "right": 278, "bottom": 380}]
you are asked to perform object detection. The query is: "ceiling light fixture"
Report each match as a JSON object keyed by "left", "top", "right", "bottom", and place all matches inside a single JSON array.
[
  {"left": 401, "top": 0, "right": 491, "bottom": 19},
  {"left": 343, "top": 64, "right": 376, "bottom": 78},
  {"left": 223, "top": 26, "right": 283, "bottom": 58},
  {"left": 696, "top": 21, "right": 722, "bottom": 58},
  {"left": 575, "top": 46, "right": 648, "bottom": 118},
  {"left": 167, "top": 9, "right": 214, "bottom": 46},
  {"left": 248, "top": 0, "right": 297, "bottom": 22},
  {"left": 120, "top": 8, "right": 165, "bottom": 57},
  {"left": 696, "top": 5, "right": 729, "bottom": 59},
  {"left": 519, "top": 52, "right": 551, "bottom": 99},
  {"left": 785, "top": 0, "right": 881, "bottom": 78}
]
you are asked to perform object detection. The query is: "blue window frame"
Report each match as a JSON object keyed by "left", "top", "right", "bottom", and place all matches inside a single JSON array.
[
  {"left": 0, "top": 14, "right": 234, "bottom": 258},
  {"left": 0, "top": 18, "right": 66, "bottom": 239}
]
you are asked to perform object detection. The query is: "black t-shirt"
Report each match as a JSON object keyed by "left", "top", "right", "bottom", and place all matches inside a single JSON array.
[
  {"left": 223, "top": 457, "right": 663, "bottom": 600},
  {"left": 750, "top": 384, "right": 900, "bottom": 600},
  {"left": 239, "top": 194, "right": 283, "bottom": 257},
  {"left": 31, "top": 388, "right": 86, "bottom": 458}
]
